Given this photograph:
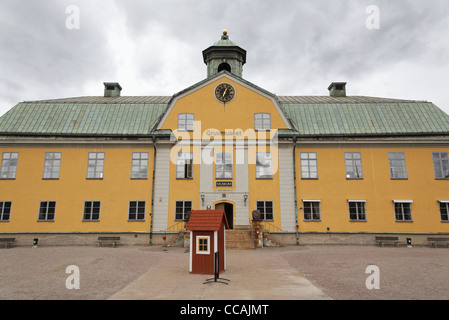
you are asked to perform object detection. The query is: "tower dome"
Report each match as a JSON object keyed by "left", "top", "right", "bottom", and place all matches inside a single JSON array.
[{"left": 202, "top": 30, "right": 246, "bottom": 78}]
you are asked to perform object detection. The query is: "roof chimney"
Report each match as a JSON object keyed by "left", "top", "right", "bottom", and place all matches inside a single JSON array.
[
  {"left": 328, "top": 82, "right": 347, "bottom": 97},
  {"left": 103, "top": 82, "right": 122, "bottom": 97}
]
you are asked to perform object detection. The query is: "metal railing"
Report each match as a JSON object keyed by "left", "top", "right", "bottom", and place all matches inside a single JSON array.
[
  {"left": 251, "top": 220, "right": 288, "bottom": 233},
  {"left": 153, "top": 221, "right": 186, "bottom": 234}
]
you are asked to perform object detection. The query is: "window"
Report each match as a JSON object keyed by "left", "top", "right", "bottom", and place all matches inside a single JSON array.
[
  {"left": 196, "top": 236, "right": 210, "bottom": 254},
  {"left": 175, "top": 201, "right": 192, "bottom": 221},
  {"left": 393, "top": 201, "right": 413, "bottom": 222},
  {"left": 254, "top": 113, "right": 271, "bottom": 130},
  {"left": 131, "top": 152, "right": 148, "bottom": 179},
  {"left": 439, "top": 201, "right": 449, "bottom": 222},
  {"left": 218, "top": 62, "right": 231, "bottom": 73},
  {"left": 256, "top": 152, "right": 273, "bottom": 179},
  {"left": 0, "top": 201, "right": 12, "bottom": 222},
  {"left": 176, "top": 152, "right": 193, "bottom": 179},
  {"left": 348, "top": 200, "right": 366, "bottom": 221},
  {"left": 178, "top": 113, "right": 194, "bottom": 131},
  {"left": 0, "top": 152, "right": 18, "bottom": 179},
  {"left": 128, "top": 201, "right": 145, "bottom": 221},
  {"left": 86, "top": 152, "right": 104, "bottom": 179},
  {"left": 83, "top": 201, "right": 101, "bottom": 221},
  {"left": 43, "top": 152, "right": 61, "bottom": 179},
  {"left": 215, "top": 152, "right": 232, "bottom": 179},
  {"left": 256, "top": 201, "right": 273, "bottom": 220},
  {"left": 303, "top": 200, "right": 321, "bottom": 221},
  {"left": 345, "top": 152, "right": 363, "bottom": 179},
  {"left": 432, "top": 152, "right": 449, "bottom": 179},
  {"left": 388, "top": 152, "right": 407, "bottom": 179},
  {"left": 38, "top": 201, "right": 56, "bottom": 221},
  {"left": 300, "top": 152, "right": 318, "bottom": 179}
]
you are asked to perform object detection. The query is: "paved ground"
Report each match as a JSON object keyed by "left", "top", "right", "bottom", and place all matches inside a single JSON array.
[{"left": 1, "top": 244, "right": 449, "bottom": 300}]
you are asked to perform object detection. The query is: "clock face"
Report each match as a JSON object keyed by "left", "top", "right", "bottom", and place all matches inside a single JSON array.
[{"left": 215, "top": 83, "right": 235, "bottom": 103}]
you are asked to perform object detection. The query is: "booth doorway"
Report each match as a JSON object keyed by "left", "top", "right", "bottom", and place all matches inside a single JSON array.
[{"left": 215, "top": 202, "right": 233, "bottom": 229}]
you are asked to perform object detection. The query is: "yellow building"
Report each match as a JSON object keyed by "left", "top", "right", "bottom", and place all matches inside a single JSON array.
[{"left": 1, "top": 31, "right": 449, "bottom": 246}]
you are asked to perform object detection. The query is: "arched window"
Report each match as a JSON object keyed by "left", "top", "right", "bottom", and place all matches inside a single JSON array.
[{"left": 218, "top": 62, "right": 231, "bottom": 73}]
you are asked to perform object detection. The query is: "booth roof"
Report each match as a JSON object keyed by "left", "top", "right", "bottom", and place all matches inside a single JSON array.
[{"left": 185, "top": 210, "right": 229, "bottom": 231}]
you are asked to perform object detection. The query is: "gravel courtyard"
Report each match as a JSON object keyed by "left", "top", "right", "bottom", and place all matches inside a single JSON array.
[{"left": 1, "top": 244, "right": 448, "bottom": 300}]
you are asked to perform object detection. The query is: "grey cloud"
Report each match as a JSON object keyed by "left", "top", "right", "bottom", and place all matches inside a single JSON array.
[{"left": 0, "top": 0, "right": 448, "bottom": 116}]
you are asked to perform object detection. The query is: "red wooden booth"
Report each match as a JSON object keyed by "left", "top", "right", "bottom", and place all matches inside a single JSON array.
[{"left": 186, "top": 209, "right": 229, "bottom": 275}]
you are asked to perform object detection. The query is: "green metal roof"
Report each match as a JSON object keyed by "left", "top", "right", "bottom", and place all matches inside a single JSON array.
[
  {"left": 279, "top": 97, "right": 449, "bottom": 136},
  {"left": 1, "top": 89, "right": 449, "bottom": 137},
  {"left": 213, "top": 30, "right": 237, "bottom": 47},
  {"left": 0, "top": 96, "right": 170, "bottom": 136}
]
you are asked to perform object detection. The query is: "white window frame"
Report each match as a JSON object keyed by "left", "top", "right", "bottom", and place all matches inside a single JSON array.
[
  {"left": 176, "top": 152, "right": 193, "bottom": 179},
  {"left": 0, "top": 152, "right": 19, "bottom": 179},
  {"left": 254, "top": 113, "right": 271, "bottom": 131},
  {"left": 300, "top": 152, "right": 318, "bottom": 179},
  {"left": 131, "top": 152, "right": 149, "bottom": 179},
  {"left": 38, "top": 201, "right": 56, "bottom": 222},
  {"left": 393, "top": 200, "right": 413, "bottom": 222},
  {"left": 178, "top": 113, "right": 194, "bottom": 131},
  {"left": 196, "top": 235, "right": 210, "bottom": 255},
  {"left": 86, "top": 152, "right": 104, "bottom": 179},
  {"left": 303, "top": 199, "right": 321, "bottom": 221},
  {"left": 128, "top": 200, "right": 146, "bottom": 221},
  {"left": 345, "top": 152, "right": 363, "bottom": 179},
  {"left": 83, "top": 200, "right": 101, "bottom": 221},
  {"left": 348, "top": 200, "right": 367, "bottom": 222},
  {"left": 43, "top": 152, "right": 62, "bottom": 179},
  {"left": 438, "top": 200, "right": 449, "bottom": 222},
  {"left": 432, "top": 152, "right": 449, "bottom": 179},
  {"left": 175, "top": 200, "right": 192, "bottom": 221},
  {"left": 255, "top": 152, "right": 273, "bottom": 179},
  {"left": 0, "top": 201, "right": 12, "bottom": 222},
  {"left": 388, "top": 152, "right": 407, "bottom": 179},
  {"left": 215, "top": 152, "right": 233, "bottom": 179},
  {"left": 256, "top": 200, "right": 274, "bottom": 221}
]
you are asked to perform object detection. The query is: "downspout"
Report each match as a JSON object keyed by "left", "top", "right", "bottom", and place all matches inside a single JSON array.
[
  {"left": 293, "top": 135, "right": 300, "bottom": 245},
  {"left": 149, "top": 136, "right": 157, "bottom": 246}
]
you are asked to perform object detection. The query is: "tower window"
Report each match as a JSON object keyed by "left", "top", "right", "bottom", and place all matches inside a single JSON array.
[{"left": 218, "top": 62, "right": 231, "bottom": 73}]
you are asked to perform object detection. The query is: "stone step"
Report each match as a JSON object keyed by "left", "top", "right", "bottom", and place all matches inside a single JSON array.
[{"left": 226, "top": 229, "right": 254, "bottom": 249}]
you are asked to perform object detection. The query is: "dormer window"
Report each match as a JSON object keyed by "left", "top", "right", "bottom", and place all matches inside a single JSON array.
[
  {"left": 178, "top": 113, "right": 194, "bottom": 131},
  {"left": 254, "top": 113, "right": 271, "bottom": 130}
]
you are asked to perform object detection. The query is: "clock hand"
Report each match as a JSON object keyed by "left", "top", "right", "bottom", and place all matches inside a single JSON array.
[{"left": 223, "top": 88, "right": 228, "bottom": 97}]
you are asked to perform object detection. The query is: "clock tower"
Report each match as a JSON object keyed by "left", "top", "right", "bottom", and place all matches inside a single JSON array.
[{"left": 202, "top": 30, "right": 247, "bottom": 78}]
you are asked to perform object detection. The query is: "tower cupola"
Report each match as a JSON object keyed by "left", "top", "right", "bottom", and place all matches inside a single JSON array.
[{"left": 202, "top": 30, "right": 246, "bottom": 78}]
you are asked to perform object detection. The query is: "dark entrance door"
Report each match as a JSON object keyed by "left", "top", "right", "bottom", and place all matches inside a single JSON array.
[{"left": 215, "top": 202, "right": 233, "bottom": 229}]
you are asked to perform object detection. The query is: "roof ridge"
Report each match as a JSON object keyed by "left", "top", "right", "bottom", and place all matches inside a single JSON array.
[
  {"left": 277, "top": 95, "right": 427, "bottom": 104},
  {"left": 23, "top": 96, "right": 172, "bottom": 104}
]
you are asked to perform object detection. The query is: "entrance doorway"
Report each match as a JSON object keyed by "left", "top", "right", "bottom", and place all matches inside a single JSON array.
[{"left": 215, "top": 202, "right": 234, "bottom": 229}]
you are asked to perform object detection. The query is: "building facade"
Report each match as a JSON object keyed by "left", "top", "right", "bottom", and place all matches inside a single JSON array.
[{"left": 1, "top": 31, "right": 449, "bottom": 246}]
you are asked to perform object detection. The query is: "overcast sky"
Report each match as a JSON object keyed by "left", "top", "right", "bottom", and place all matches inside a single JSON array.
[{"left": 1, "top": 0, "right": 449, "bottom": 116}]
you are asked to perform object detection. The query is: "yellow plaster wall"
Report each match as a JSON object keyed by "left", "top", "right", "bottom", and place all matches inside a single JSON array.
[
  {"left": 162, "top": 76, "right": 286, "bottom": 229},
  {"left": 161, "top": 77, "right": 289, "bottom": 135},
  {"left": 296, "top": 146, "right": 449, "bottom": 234},
  {"left": 0, "top": 147, "right": 154, "bottom": 233}
]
